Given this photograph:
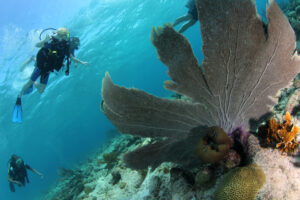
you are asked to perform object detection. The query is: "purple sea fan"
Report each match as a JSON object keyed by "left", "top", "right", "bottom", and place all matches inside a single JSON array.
[{"left": 101, "top": 0, "right": 300, "bottom": 169}]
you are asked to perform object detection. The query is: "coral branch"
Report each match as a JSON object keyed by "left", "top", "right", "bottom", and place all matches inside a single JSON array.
[
  {"left": 102, "top": 72, "right": 212, "bottom": 139},
  {"left": 123, "top": 126, "right": 206, "bottom": 170}
]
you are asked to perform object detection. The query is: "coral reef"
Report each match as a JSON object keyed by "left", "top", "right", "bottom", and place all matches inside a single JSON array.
[
  {"left": 230, "top": 126, "right": 250, "bottom": 153},
  {"left": 194, "top": 167, "right": 216, "bottom": 189},
  {"left": 228, "top": 127, "right": 250, "bottom": 165},
  {"left": 195, "top": 126, "right": 231, "bottom": 164},
  {"left": 214, "top": 163, "right": 266, "bottom": 200},
  {"left": 259, "top": 112, "right": 299, "bottom": 154},
  {"left": 102, "top": 151, "right": 118, "bottom": 169},
  {"left": 44, "top": 168, "right": 86, "bottom": 200},
  {"left": 289, "top": 89, "right": 300, "bottom": 117},
  {"left": 42, "top": 134, "right": 224, "bottom": 200},
  {"left": 286, "top": 0, "right": 300, "bottom": 50},
  {"left": 247, "top": 135, "right": 300, "bottom": 199},
  {"left": 110, "top": 170, "right": 121, "bottom": 185},
  {"left": 122, "top": 125, "right": 205, "bottom": 169},
  {"left": 101, "top": 0, "right": 300, "bottom": 169},
  {"left": 273, "top": 74, "right": 300, "bottom": 119},
  {"left": 222, "top": 150, "right": 241, "bottom": 169},
  {"left": 102, "top": 151, "right": 118, "bottom": 163},
  {"left": 43, "top": 128, "right": 300, "bottom": 200}
]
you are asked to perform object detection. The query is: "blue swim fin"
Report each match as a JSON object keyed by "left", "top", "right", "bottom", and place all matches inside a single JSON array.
[
  {"left": 12, "top": 97, "right": 22, "bottom": 123},
  {"left": 23, "top": 85, "right": 33, "bottom": 95}
]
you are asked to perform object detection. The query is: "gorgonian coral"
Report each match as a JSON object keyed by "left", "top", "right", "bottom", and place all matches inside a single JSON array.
[
  {"left": 101, "top": 0, "right": 300, "bottom": 169},
  {"left": 259, "top": 112, "right": 299, "bottom": 154}
]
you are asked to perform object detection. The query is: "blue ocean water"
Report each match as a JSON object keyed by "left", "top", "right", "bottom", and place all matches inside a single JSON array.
[{"left": 0, "top": 0, "right": 288, "bottom": 199}]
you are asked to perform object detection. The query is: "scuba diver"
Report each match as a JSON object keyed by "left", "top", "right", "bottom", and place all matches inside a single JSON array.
[
  {"left": 19, "top": 37, "right": 83, "bottom": 73},
  {"left": 173, "top": 0, "right": 198, "bottom": 33},
  {"left": 8, "top": 154, "right": 43, "bottom": 192},
  {"left": 12, "top": 27, "right": 88, "bottom": 123}
]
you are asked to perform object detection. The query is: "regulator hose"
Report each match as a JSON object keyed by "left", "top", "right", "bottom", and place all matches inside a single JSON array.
[{"left": 39, "top": 28, "right": 56, "bottom": 40}]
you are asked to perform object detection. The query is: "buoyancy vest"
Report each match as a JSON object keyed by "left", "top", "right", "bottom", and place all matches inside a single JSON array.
[
  {"left": 37, "top": 37, "right": 71, "bottom": 73},
  {"left": 8, "top": 159, "right": 27, "bottom": 181}
]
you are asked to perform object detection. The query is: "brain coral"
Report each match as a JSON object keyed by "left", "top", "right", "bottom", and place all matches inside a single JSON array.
[{"left": 214, "top": 163, "right": 266, "bottom": 200}]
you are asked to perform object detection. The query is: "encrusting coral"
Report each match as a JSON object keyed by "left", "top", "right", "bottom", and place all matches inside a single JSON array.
[
  {"left": 214, "top": 163, "right": 266, "bottom": 200},
  {"left": 101, "top": 0, "right": 300, "bottom": 169},
  {"left": 259, "top": 112, "right": 299, "bottom": 154}
]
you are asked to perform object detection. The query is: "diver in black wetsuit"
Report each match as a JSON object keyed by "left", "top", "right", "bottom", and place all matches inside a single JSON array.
[
  {"left": 8, "top": 154, "right": 43, "bottom": 192},
  {"left": 19, "top": 36, "right": 84, "bottom": 74},
  {"left": 18, "top": 27, "right": 88, "bottom": 97},
  {"left": 173, "top": 0, "right": 198, "bottom": 33},
  {"left": 12, "top": 28, "right": 88, "bottom": 123}
]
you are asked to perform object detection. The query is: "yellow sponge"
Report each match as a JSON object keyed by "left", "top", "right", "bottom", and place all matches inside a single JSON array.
[{"left": 214, "top": 163, "right": 266, "bottom": 200}]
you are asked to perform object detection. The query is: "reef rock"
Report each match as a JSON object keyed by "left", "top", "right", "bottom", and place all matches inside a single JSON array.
[{"left": 248, "top": 135, "right": 300, "bottom": 199}]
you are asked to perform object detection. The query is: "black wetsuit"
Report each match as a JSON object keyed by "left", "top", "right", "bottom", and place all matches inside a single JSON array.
[
  {"left": 8, "top": 159, "right": 31, "bottom": 192},
  {"left": 36, "top": 37, "right": 71, "bottom": 74},
  {"left": 186, "top": 0, "right": 198, "bottom": 20}
]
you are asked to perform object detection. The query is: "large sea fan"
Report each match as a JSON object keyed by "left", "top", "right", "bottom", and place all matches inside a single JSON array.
[{"left": 101, "top": 0, "right": 300, "bottom": 169}]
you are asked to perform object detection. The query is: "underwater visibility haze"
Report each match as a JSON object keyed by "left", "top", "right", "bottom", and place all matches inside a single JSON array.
[{"left": 0, "top": 0, "right": 297, "bottom": 199}]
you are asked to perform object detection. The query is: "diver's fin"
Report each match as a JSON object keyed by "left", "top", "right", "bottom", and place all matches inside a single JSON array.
[
  {"left": 23, "top": 85, "right": 33, "bottom": 95},
  {"left": 12, "top": 97, "right": 22, "bottom": 123}
]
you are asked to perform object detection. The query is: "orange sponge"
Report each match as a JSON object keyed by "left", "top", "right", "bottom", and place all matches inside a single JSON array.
[{"left": 260, "top": 112, "right": 299, "bottom": 154}]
